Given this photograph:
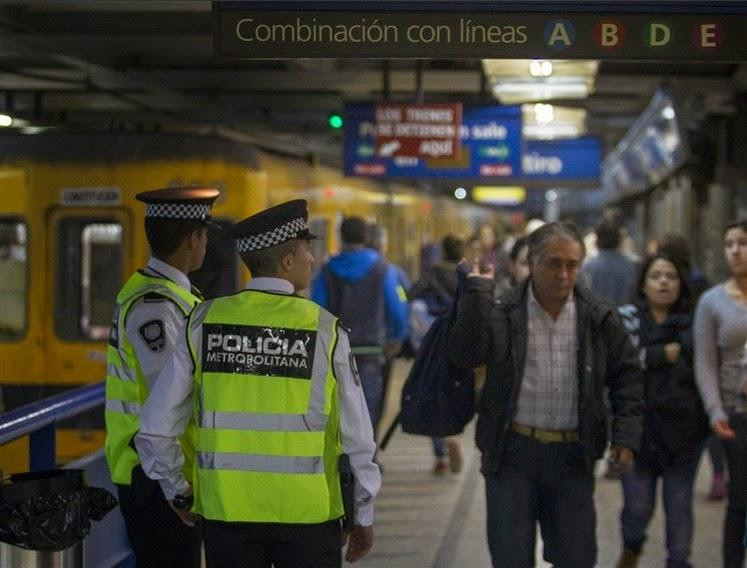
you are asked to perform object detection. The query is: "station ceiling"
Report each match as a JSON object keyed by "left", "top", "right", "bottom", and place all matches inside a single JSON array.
[{"left": 1, "top": 1, "right": 746, "bottom": 180}]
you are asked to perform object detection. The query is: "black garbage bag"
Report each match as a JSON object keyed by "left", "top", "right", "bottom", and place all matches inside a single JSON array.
[{"left": 0, "top": 469, "right": 117, "bottom": 552}]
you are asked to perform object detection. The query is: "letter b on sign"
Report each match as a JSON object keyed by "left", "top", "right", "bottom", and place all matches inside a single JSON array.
[{"left": 594, "top": 20, "right": 626, "bottom": 48}]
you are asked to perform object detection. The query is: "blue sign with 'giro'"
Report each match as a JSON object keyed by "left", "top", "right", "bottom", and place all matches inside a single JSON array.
[{"left": 523, "top": 137, "right": 601, "bottom": 180}]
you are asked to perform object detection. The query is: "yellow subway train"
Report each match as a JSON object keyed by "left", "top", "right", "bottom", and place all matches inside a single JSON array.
[{"left": 0, "top": 132, "right": 498, "bottom": 472}]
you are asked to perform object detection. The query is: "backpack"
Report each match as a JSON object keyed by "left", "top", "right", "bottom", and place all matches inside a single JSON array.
[{"left": 399, "top": 269, "right": 475, "bottom": 438}]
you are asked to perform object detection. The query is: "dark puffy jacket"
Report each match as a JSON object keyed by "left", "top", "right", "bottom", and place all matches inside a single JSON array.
[
  {"left": 618, "top": 303, "right": 709, "bottom": 468},
  {"left": 448, "top": 278, "right": 644, "bottom": 475}
]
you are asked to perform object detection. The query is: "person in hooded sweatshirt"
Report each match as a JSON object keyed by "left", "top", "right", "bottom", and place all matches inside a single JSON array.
[{"left": 312, "top": 216, "right": 409, "bottom": 437}]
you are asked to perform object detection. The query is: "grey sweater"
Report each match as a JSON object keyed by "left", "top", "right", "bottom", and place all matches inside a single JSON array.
[{"left": 694, "top": 284, "right": 747, "bottom": 423}]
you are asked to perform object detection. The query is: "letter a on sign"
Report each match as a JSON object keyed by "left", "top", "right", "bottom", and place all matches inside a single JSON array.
[{"left": 548, "top": 23, "right": 571, "bottom": 47}]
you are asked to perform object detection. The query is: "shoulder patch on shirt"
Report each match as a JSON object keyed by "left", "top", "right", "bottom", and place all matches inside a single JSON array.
[{"left": 139, "top": 319, "right": 166, "bottom": 352}]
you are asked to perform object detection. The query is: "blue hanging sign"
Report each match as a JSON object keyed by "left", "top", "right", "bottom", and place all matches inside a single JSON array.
[
  {"left": 523, "top": 137, "right": 601, "bottom": 180},
  {"left": 344, "top": 103, "right": 522, "bottom": 179}
]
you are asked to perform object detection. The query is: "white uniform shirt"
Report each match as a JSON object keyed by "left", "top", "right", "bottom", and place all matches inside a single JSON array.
[
  {"left": 136, "top": 277, "right": 382, "bottom": 526},
  {"left": 126, "top": 257, "right": 194, "bottom": 391}
]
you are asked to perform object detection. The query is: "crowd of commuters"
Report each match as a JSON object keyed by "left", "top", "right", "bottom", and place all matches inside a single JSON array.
[{"left": 105, "top": 187, "right": 745, "bottom": 568}]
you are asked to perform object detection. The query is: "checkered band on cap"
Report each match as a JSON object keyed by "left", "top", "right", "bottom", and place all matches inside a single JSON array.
[
  {"left": 145, "top": 202, "right": 211, "bottom": 220},
  {"left": 235, "top": 217, "right": 307, "bottom": 253}
]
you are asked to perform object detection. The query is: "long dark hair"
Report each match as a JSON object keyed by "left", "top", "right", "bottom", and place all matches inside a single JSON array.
[{"left": 636, "top": 253, "right": 693, "bottom": 314}]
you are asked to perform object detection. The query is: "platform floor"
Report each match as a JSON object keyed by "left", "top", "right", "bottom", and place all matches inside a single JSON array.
[{"left": 359, "top": 361, "right": 728, "bottom": 568}]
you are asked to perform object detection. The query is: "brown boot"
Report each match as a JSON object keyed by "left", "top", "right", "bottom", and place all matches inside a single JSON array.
[{"left": 615, "top": 548, "right": 640, "bottom": 568}]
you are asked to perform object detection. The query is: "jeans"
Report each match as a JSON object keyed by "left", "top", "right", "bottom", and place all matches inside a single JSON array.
[
  {"left": 355, "top": 356, "right": 384, "bottom": 435},
  {"left": 722, "top": 412, "right": 746, "bottom": 568},
  {"left": 432, "top": 437, "right": 445, "bottom": 458},
  {"left": 619, "top": 454, "right": 700, "bottom": 568},
  {"left": 485, "top": 431, "right": 596, "bottom": 568}
]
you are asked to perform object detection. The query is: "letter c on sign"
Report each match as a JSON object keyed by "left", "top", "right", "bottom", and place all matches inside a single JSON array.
[{"left": 236, "top": 18, "right": 254, "bottom": 42}]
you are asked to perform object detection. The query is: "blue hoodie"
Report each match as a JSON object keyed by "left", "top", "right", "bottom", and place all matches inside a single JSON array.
[{"left": 311, "top": 248, "right": 409, "bottom": 342}]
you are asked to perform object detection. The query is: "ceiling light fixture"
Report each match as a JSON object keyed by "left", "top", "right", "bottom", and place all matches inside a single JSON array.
[
  {"left": 523, "top": 123, "right": 583, "bottom": 139},
  {"left": 529, "top": 60, "right": 553, "bottom": 77},
  {"left": 492, "top": 80, "right": 591, "bottom": 103},
  {"left": 533, "top": 103, "right": 554, "bottom": 125}
]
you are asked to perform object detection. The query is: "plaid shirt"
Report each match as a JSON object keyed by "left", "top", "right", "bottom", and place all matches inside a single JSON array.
[{"left": 513, "top": 285, "right": 579, "bottom": 430}]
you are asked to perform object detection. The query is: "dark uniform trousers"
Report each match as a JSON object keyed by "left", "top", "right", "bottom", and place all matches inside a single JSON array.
[
  {"left": 203, "top": 518, "right": 342, "bottom": 568},
  {"left": 117, "top": 465, "right": 201, "bottom": 568}
]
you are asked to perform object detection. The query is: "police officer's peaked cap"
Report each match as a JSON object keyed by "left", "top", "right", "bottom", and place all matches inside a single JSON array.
[
  {"left": 227, "top": 199, "right": 318, "bottom": 254},
  {"left": 136, "top": 187, "right": 220, "bottom": 222}
]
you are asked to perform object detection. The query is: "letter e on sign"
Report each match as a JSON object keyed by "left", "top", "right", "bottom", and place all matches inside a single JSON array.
[{"left": 694, "top": 22, "right": 723, "bottom": 49}]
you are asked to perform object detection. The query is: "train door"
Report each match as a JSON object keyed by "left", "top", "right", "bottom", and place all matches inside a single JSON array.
[
  {"left": 45, "top": 206, "right": 132, "bottom": 460},
  {"left": 46, "top": 207, "right": 132, "bottom": 384}
]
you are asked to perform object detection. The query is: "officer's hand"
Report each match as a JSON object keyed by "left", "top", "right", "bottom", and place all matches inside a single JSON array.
[
  {"left": 171, "top": 507, "right": 200, "bottom": 527},
  {"left": 345, "top": 525, "right": 373, "bottom": 563},
  {"left": 168, "top": 485, "right": 200, "bottom": 527},
  {"left": 608, "top": 445, "right": 634, "bottom": 475}
]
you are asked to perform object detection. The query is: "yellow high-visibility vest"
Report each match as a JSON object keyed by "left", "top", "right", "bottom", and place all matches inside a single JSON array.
[
  {"left": 187, "top": 291, "right": 344, "bottom": 523},
  {"left": 104, "top": 271, "right": 199, "bottom": 485}
]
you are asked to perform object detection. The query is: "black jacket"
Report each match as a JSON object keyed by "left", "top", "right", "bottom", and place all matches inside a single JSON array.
[
  {"left": 448, "top": 278, "right": 644, "bottom": 475},
  {"left": 619, "top": 303, "right": 709, "bottom": 468}
]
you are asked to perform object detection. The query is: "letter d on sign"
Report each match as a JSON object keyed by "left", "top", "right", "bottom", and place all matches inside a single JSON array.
[{"left": 649, "top": 23, "right": 671, "bottom": 47}]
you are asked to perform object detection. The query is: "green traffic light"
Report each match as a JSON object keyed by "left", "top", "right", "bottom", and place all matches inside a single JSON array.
[{"left": 329, "top": 114, "right": 344, "bottom": 129}]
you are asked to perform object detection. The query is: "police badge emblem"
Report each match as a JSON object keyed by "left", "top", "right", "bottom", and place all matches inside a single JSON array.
[{"left": 139, "top": 320, "right": 165, "bottom": 352}]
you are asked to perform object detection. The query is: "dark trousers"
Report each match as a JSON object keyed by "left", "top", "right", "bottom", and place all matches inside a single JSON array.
[
  {"left": 485, "top": 431, "right": 596, "bottom": 568},
  {"left": 355, "top": 355, "right": 385, "bottom": 436},
  {"left": 722, "top": 412, "right": 746, "bottom": 568},
  {"left": 707, "top": 435, "right": 726, "bottom": 474},
  {"left": 203, "top": 519, "right": 342, "bottom": 568},
  {"left": 620, "top": 453, "right": 700, "bottom": 568},
  {"left": 117, "top": 466, "right": 200, "bottom": 568}
]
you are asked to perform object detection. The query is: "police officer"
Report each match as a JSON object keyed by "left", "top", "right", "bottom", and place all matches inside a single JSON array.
[
  {"left": 105, "top": 186, "right": 220, "bottom": 568},
  {"left": 135, "top": 200, "right": 381, "bottom": 568}
]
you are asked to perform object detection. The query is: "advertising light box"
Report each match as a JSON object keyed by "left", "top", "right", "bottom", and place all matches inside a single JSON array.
[{"left": 344, "top": 103, "right": 522, "bottom": 179}]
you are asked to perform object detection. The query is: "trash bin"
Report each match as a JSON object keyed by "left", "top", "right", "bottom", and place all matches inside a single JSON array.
[
  {"left": 0, "top": 539, "right": 82, "bottom": 568},
  {"left": 0, "top": 469, "right": 116, "bottom": 568}
]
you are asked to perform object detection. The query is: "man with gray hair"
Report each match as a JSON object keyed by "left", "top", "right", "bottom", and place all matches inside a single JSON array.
[{"left": 449, "top": 222, "right": 644, "bottom": 568}]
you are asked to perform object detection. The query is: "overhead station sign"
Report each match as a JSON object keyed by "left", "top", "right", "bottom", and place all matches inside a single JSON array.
[
  {"left": 214, "top": 5, "right": 747, "bottom": 60},
  {"left": 374, "top": 103, "right": 462, "bottom": 159},
  {"left": 345, "top": 104, "right": 521, "bottom": 179},
  {"left": 523, "top": 137, "right": 601, "bottom": 180}
]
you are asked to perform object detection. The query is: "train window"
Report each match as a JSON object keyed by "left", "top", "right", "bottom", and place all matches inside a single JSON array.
[
  {"left": 189, "top": 218, "right": 238, "bottom": 300},
  {"left": 55, "top": 218, "right": 123, "bottom": 341},
  {"left": 0, "top": 219, "right": 28, "bottom": 340}
]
